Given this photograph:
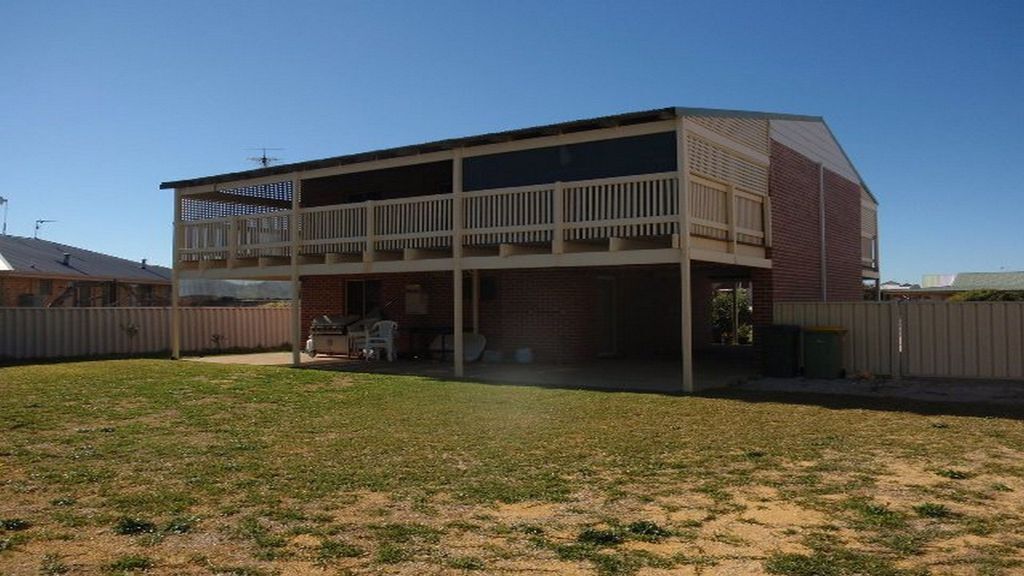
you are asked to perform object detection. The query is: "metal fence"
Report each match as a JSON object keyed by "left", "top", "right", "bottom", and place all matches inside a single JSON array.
[
  {"left": 774, "top": 301, "right": 1024, "bottom": 380},
  {"left": 0, "top": 307, "right": 291, "bottom": 361}
]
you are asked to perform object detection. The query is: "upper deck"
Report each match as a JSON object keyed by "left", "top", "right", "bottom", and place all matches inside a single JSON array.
[{"left": 163, "top": 109, "right": 874, "bottom": 279}]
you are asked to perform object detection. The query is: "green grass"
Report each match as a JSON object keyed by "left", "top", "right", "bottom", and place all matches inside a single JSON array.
[
  {"left": 1, "top": 359, "right": 1023, "bottom": 575},
  {"left": 107, "top": 555, "right": 154, "bottom": 574}
]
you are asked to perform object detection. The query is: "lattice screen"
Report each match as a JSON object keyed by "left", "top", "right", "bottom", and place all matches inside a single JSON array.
[
  {"left": 180, "top": 180, "right": 293, "bottom": 222},
  {"left": 690, "top": 117, "right": 769, "bottom": 156},
  {"left": 861, "top": 205, "right": 878, "bottom": 237},
  {"left": 686, "top": 134, "right": 769, "bottom": 196}
]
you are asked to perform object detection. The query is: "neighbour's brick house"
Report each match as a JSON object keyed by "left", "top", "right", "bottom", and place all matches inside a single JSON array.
[
  {"left": 0, "top": 235, "right": 171, "bottom": 307},
  {"left": 161, "top": 107, "right": 879, "bottom": 390}
]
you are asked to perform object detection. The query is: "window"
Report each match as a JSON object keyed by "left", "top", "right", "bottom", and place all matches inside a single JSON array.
[
  {"left": 38, "top": 279, "right": 53, "bottom": 296},
  {"left": 346, "top": 280, "right": 381, "bottom": 317},
  {"left": 463, "top": 132, "right": 677, "bottom": 191}
]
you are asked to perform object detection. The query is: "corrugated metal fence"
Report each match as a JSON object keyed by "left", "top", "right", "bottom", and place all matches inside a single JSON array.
[
  {"left": 775, "top": 301, "right": 1024, "bottom": 380},
  {"left": 0, "top": 307, "right": 291, "bottom": 360}
]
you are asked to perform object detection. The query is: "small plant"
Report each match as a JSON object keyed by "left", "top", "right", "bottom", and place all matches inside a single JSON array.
[
  {"left": 203, "top": 566, "right": 270, "bottom": 576},
  {"left": 114, "top": 517, "right": 156, "bottom": 535},
  {"left": 41, "top": 553, "right": 70, "bottom": 575},
  {"left": 936, "top": 468, "right": 971, "bottom": 480},
  {"left": 318, "top": 538, "right": 364, "bottom": 561},
  {"left": 627, "top": 520, "right": 671, "bottom": 542},
  {"left": 376, "top": 543, "right": 410, "bottom": 564},
  {"left": 518, "top": 524, "right": 544, "bottom": 536},
  {"left": 163, "top": 516, "right": 197, "bottom": 535},
  {"left": 844, "top": 498, "right": 905, "bottom": 529},
  {"left": 913, "top": 502, "right": 953, "bottom": 519},
  {"left": 107, "top": 554, "right": 153, "bottom": 573},
  {"left": 50, "top": 497, "right": 76, "bottom": 507},
  {"left": 448, "top": 555, "right": 486, "bottom": 570},
  {"left": 211, "top": 333, "right": 226, "bottom": 350},
  {"left": 0, "top": 518, "right": 31, "bottom": 531},
  {"left": 577, "top": 526, "right": 626, "bottom": 546}
]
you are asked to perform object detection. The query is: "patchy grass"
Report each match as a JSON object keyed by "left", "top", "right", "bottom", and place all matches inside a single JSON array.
[
  {"left": 107, "top": 554, "right": 154, "bottom": 574},
  {"left": 0, "top": 359, "right": 1023, "bottom": 574}
]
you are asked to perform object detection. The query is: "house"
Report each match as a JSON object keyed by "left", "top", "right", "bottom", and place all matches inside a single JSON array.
[
  {"left": 883, "top": 271, "right": 1024, "bottom": 301},
  {"left": 0, "top": 235, "right": 171, "bottom": 307},
  {"left": 160, "top": 107, "right": 879, "bottom": 391}
]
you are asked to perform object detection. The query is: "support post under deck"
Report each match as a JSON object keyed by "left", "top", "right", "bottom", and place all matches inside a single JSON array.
[
  {"left": 171, "top": 189, "right": 182, "bottom": 360},
  {"left": 676, "top": 119, "right": 694, "bottom": 393},
  {"left": 291, "top": 177, "right": 302, "bottom": 367},
  {"left": 452, "top": 150, "right": 465, "bottom": 377}
]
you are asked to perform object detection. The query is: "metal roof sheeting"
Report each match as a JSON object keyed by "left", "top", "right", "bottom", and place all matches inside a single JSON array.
[
  {"left": 159, "top": 106, "right": 827, "bottom": 190},
  {"left": 0, "top": 235, "right": 171, "bottom": 283}
]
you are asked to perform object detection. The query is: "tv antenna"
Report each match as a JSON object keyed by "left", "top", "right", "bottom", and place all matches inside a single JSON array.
[
  {"left": 247, "top": 147, "right": 283, "bottom": 168},
  {"left": 0, "top": 196, "right": 7, "bottom": 236},
  {"left": 34, "top": 219, "right": 56, "bottom": 239}
]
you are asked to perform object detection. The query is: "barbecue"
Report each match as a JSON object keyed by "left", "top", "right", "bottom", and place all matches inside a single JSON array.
[{"left": 305, "top": 314, "right": 366, "bottom": 357}]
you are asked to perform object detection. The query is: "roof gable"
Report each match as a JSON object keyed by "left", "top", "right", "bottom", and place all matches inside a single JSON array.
[{"left": 769, "top": 118, "right": 873, "bottom": 200}]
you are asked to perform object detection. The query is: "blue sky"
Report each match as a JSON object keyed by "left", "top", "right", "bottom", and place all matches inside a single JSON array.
[{"left": 1, "top": 0, "right": 1021, "bottom": 283}]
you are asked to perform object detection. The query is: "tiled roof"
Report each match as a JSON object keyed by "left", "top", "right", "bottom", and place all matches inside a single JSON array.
[
  {"left": 951, "top": 272, "right": 1024, "bottom": 291},
  {"left": 0, "top": 235, "right": 171, "bottom": 283}
]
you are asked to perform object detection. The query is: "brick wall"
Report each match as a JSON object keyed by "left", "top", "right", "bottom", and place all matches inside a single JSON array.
[
  {"left": 0, "top": 277, "right": 34, "bottom": 306},
  {"left": 301, "top": 265, "right": 685, "bottom": 363},
  {"left": 769, "top": 141, "right": 863, "bottom": 303},
  {"left": 823, "top": 170, "right": 864, "bottom": 301},
  {"left": 0, "top": 276, "right": 76, "bottom": 307},
  {"left": 769, "top": 141, "right": 824, "bottom": 301}
]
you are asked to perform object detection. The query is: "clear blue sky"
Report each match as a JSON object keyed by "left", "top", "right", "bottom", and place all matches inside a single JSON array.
[{"left": 1, "top": 1, "right": 1021, "bottom": 283}]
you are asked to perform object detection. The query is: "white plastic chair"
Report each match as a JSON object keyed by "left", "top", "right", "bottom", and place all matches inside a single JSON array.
[{"left": 355, "top": 320, "right": 398, "bottom": 361}]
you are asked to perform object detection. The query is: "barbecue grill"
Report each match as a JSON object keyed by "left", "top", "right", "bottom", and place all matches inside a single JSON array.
[{"left": 305, "top": 314, "right": 362, "bottom": 357}]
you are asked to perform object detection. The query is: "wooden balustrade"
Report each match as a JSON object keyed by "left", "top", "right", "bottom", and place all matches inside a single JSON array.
[{"left": 177, "top": 172, "right": 771, "bottom": 266}]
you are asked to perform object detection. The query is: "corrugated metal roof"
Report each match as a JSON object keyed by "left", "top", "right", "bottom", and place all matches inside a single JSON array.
[
  {"left": 0, "top": 235, "right": 171, "bottom": 283},
  {"left": 160, "top": 106, "right": 824, "bottom": 190}
]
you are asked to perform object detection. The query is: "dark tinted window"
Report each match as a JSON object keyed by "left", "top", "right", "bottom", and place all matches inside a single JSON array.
[{"left": 463, "top": 132, "right": 676, "bottom": 191}]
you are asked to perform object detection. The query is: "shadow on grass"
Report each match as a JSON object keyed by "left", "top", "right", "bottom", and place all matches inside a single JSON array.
[
  {"left": 302, "top": 358, "right": 1024, "bottom": 420},
  {"left": 697, "top": 386, "right": 1024, "bottom": 421}
]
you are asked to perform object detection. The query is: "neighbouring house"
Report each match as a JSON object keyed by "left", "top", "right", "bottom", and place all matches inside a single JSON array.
[
  {"left": 160, "top": 107, "right": 879, "bottom": 391},
  {"left": 883, "top": 272, "right": 1024, "bottom": 301},
  {"left": 0, "top": 235, "right": 171, "bottom": 307}
]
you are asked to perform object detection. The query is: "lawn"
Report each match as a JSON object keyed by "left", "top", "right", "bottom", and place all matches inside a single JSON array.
[{"left": 1, "top": 360, "right": 1023, "bottom": 575}]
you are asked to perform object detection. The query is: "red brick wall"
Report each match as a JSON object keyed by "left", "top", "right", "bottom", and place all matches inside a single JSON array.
[
  {"left": 0, "top": 276, "right": 85, "bottom": 307},
  {"left": 301, "top": 265, "right": 684, "bottom": 363},
  {"left": 823, "top": 170, "right": 864, "bottom": 301},
  {"left": 0, "top": 277, "right": 35, "bottom": 306},
  {"left": 769, "top": 141, "right": 824, "bottom": 302},
  {"left": 769, "top": 141, "right": 863, "bottom": 303}
]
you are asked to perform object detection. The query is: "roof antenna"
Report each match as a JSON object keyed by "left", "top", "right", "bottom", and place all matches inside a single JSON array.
[
  {"left": 34, "top": 219, "right": 56, "bottom": 239},
  {"left": 0, "top": 196, "right": 7, "bottom": 236},
  {"left": 247, "top": 147, "right": 283, "bottom": 168}
]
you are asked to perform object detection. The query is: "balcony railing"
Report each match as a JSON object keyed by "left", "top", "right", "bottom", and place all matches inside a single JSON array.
[{"left": 178, "top": 172, "right": 769, "bottom": 265}]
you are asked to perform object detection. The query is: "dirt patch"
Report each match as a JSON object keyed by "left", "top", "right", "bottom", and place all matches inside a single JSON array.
[{"left": 493, "top": 501, "right": 564, "bottom": 522}]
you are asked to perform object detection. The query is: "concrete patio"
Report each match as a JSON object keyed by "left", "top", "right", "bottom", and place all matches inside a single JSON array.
[{"left": 186, "top": 346, "right": 758, "bottom": 393}]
